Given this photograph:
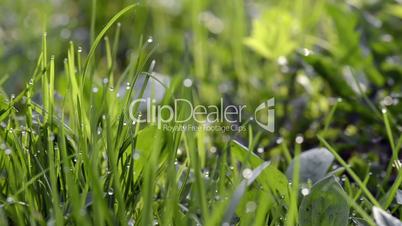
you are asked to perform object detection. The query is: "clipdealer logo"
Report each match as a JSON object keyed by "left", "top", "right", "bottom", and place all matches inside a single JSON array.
[{"left": 129, "top": 98, "right": 275, "bottom": 132}]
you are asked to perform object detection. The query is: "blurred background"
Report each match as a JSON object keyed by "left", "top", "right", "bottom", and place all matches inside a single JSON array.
[{"left": 1, "top": 0, "right": 402, "bottom": 177}]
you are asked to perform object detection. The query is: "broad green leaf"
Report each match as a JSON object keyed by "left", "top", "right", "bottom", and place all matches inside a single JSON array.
[
  {"left": 326, "top": 4, "right": 360, "bottom": 65},
  {"left": 244, "top": 8, "right": 299, "bottom": 60},
  {"left": 133, "top": 126, "right": 164, "bottom": 182},
  {"left": 304, "top": 55, "right": 355, "bottom": 100},
  {"left": 326, "top": 4, "right": 384, "bottom": 86},
  {"left": 230, "top": 140, "right": 290, "bottom": 203},
  {"left": 286, "top": 147, "right": 334, "bottom": 183},
  {"left": 299, "top": 176, "right": 349, "bottom": 226},
  {"left": 222, "top": 161, "right": 271, "bottom": 224},
  {"left": 372, "top": 206, "right": 402, "bottom": 226}
]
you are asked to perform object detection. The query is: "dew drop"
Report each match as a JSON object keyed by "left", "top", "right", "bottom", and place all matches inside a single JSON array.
[
  {"left": 6, "top": 197, "right": 14, "bottom": 204},
  {"left": 295, "top": 135, "right": 304, "bottom": 144},
  {"left": 5, "top": 148, "right": 12, "bottom": 155},
  {"left": 203, "top": 169, "right": 210, "bottom": 178},
  {"left": 341, "top": 175, "right": 347, "bottom": 182},
  {"left": 382, "top": 96, "right": 393, "bottom": 106},
  {"left": 92, "top": 86, "right": 99, "bottom": 93},
  {"left": 301, "top": 48, "right": 313, "bottom": 56},
  {"left": 209, "top": 146, "right": 217, "bottom": 154},
  {"left": 301, "top": 188, "right": 310, "bottom": 196},
  {"left": 246, "top": 201, "right": 257, "bottom": 213},
  {"left": 277, "top": 56, "right": 288, "bottom": 66},
  {"left": 242, "top": 168, "right": 253, "bottom": 179},
  {"left": 133, "top": 152, "right": 140, "bottom": 160},
  {"left": 183, "top": 78, "right": 193, "bottom": 87}
]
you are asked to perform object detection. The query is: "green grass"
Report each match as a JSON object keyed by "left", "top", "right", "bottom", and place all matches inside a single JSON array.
[{"left": 1, "top": 0, "right": 402, "bottom": 225}]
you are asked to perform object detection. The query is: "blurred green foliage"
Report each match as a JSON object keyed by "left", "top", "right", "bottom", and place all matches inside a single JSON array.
[
  {"left": 2, "top": 0, "right": 402, "bottom": 167},
  {"left": 2, "top": 0, "right": 402, "bottom": 173},
  {"left": 1, "top": 0, "right": 402, "bottom": 224}
]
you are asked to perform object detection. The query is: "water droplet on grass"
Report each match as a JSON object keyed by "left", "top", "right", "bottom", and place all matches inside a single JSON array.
[
  {"left": 5, "top": 149, "right": 12, "bottom": 155},
  {"left": 6, "top": 197, "right": 14, "bottom": 204},
  {"left": 382, "top": 96, "right": 394, "bottom": 106},
  {"left": 242, "top": 168, "right": 253, "bottom": 179},
  {"left": 209, "top": 146, "right": 217, "bottom": 154},
  {"left": 203, "top": 169, "right": 210, "bottom": 178},
  {"left": 92, "top": 87, "right": 99, "bottom": 93},
  {"left": 301, "top": 48, "right": 313, "bottom": 56},
  {"left": 183, "top": 78, "right": 193, "bottom": 87},
  {"left": 133, "top": 152, "right": 140, "bottom": 160},
  {"left": 301, "top": 188, "right": 310, "bottom": 196},
  {"left": 277, "top": 56, "right": 288, "bottom": 66},
  {"left": 246, "top": 201, "right": 257, "bottom": 213},
  {"left": 295, "top": 135, "right": 304, "bottom": 144}
]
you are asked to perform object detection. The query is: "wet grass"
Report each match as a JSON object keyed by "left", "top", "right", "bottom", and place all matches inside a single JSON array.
[{"left": 1, "top": 0, "right": 402, "bottom": 225}]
